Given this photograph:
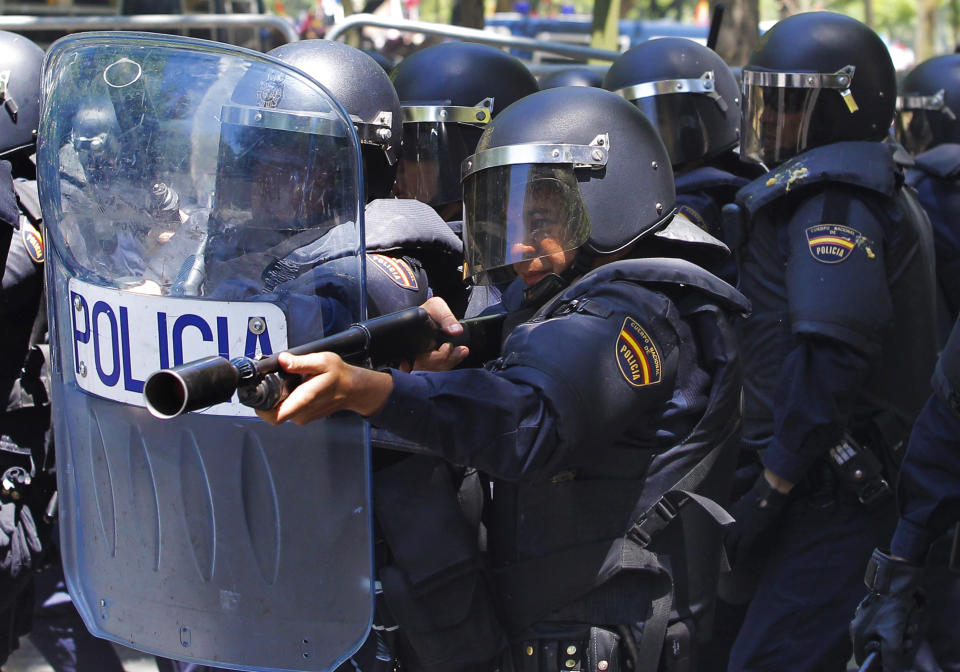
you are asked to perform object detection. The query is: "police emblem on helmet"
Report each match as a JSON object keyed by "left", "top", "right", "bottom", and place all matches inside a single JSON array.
[
  {"left": 256, "top": 73, "right": 284, "bottom": 108},
  {"left": 805, "top": 224, "right": 862, "bottom": 263},
  {"left": 616, "top": 317, "right": 662, "bottom": 387}
]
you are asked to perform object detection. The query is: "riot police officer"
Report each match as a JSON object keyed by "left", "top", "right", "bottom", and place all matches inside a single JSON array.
[
  {"left": 390, "top": 42, "right": 539, "bottom": 224},
  {"left": 268, "top": 39, "right": 466, "bottom": 317},
  {"left": 603, "top": 37, "right": 761, "bottom": 261},
  {"left": 719, "top": 12, "right": 939, "bottom": 672},
  {"left": 896, "top": 54, "right": 960, "bottom": 344},
  {"left": 850, "top": 314, "right": 960, "bottom": 672},
  {"left": 258, "top": 86, "right": 749, "bottom": 672},
  {"left": 0, "top": 29, "right": 53, "bottom": 668}
]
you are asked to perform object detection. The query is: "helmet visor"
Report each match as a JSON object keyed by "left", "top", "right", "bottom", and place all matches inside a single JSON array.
[
  {"left": 896, "top": 90, "right": 957, "bottom": 155},
  {"left": 462, "top": 164, "right": 591, "bottom": 285},
  {"left": 628, "top": 93, "right": 726, "bottom": 167},
  {"left": 394, "top": 121, "right": 483, "bottom": 207},
  {"left": 740, "top": 82, "right": 821, "bottom": 166}
]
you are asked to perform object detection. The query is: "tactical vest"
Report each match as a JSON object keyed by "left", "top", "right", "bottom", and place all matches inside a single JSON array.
[
  {"left": 484, "top": 258, "right": 748, "bottom": 671},
  {"left": 727, "top": 141, "right": 938, "bottom": 450}
]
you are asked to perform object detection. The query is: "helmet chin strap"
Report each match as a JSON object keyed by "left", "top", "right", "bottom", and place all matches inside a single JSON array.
[{"left": 520, "top": 256, "right": 588, "bottom": 308}]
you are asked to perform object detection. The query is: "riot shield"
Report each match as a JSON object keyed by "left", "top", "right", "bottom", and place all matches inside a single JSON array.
[{"left": 37, "top": 33, "right": 372, "bottom": 671}]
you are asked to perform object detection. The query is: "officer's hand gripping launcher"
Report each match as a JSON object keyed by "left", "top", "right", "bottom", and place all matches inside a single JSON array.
[{"left": 142, "top": 308, "right": 501, "bottom": 419}]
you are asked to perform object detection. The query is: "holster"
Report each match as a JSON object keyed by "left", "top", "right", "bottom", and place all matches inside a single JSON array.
[
  {"left": 826, "top": 434, "right": 892, "bottom": 507},
  {"left": 374, "top": 454, "right": 506, "bottom": 672},
  {"left": 510, "top": 627, "right": 624, "bottom": 672}
]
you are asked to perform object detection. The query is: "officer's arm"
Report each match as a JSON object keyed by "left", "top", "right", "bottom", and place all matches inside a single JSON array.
[
  {"left": 764, "top": 190, "right": 891, "bottom": 486},
  {"left": 369, "top": 287, "right": 679, "bottom": 481},
  {"left": 891, "top": 392, "right": 960, "bottom": 563},
  {"left": 891, "top": 316, "right": 960, "bottom": 563}
]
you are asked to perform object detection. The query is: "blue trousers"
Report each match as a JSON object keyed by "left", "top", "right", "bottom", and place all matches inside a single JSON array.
[{"left": 724, "top": 489, "right": 896, "bottom": 672}]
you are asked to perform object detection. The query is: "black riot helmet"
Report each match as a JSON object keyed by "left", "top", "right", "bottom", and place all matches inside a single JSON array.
[
  {"left": 740, "top": 11, "right": 896, "bottom": 167},
  {"left": 538, "top": 66, "right": 604, "bottom": 89},
  {"left": 461, "top": 86, "right": 675, "bottom": 285},
  {"left": 391, "top": 42, "right": 539, "bottom": 213},
  {"left": 208, "top": 53, "right": 361, "bottom": 260},
  {"left": 0, "top": 31, "right": 43, "bottom": 159},
  {"left": 896, "top": 55, "right": 960, "bottom": 154},
  {"left": 269, "top": 40, "right": 401, "bottom": 201},
  {"left": 603, "top": 38, "right": 740, "bottom": 169}
]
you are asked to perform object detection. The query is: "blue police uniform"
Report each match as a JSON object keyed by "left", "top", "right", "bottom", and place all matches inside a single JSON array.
[
  {"left": 366, "top": 250, "right": 749, "bottom": 672},
  {"left": 884, "top": 316, "right": 960, "bottom": 672},
  {"left": 673, "top": 155, "right": 764, "bottom": 286},
  {"left": 905, "top": 143, "right": 960, "bottom": 344},
  {"left": 723, "top": 141, "right": 938, "bottom": 672},
  {"left": 0, "top": 162, "right": 56, "bottom": 667}
]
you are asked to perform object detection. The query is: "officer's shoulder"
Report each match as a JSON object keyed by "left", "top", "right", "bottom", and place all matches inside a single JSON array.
[
  {"left": 573, "top": 257, "right": 749, "bottom": 315},
  {"left": 736, "top": 141, "right": 900, "bottom": 216},
  {"left": 912, "top": 144, "right": 960, "bottom": 180}
]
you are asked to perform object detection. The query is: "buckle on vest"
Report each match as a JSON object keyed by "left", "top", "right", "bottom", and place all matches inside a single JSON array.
[{"left": 627, "top": 498, "right": 679, "bottom": 549}]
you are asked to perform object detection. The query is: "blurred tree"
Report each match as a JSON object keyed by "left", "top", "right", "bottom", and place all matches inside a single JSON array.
[
  {"left": 452, "top": 0, "right": 485, "bottom": 26},
  {"left": 915, "top": 0, "right": 939, "bottom": 60}
]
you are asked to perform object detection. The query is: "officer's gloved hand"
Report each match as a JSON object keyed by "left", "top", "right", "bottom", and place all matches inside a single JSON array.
[
  {"left": 0, "top": 500, "right": 42, "bottom": 578},
  {"left": 850, "top": 548, "right": 926, "bottom": 672},
  {"left": 723, "top": 472, "right": 790, "bottom": 568}
]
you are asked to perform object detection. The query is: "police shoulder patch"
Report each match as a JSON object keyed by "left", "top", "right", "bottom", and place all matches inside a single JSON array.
[
  {"left": 677, "top": 205, "right": 709, "bottom": 232},
  {"left": 369, "top": 254, "right": 418, "bottom": 290},
  {"left": 616, "top": 317, "right": 662, "bottom": 388},
  {"left": 21, "top": 222, "right": 43, "bottom": 264},
  {"left": 805, "top": 224, "right": 862, "bottom": 264}
]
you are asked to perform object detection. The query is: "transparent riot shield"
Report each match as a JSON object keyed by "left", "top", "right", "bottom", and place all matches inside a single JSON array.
[{"left": 37, "top": 33, "right": 372, "bottom": 671}]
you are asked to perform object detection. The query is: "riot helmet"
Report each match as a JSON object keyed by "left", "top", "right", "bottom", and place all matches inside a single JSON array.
[
  {"left": 896, "top": 55, "right": 960, "bottom": 154},
  {"left": 0, "top": 31, "right": 43, "bottom": 159},
  {"left": 69, "top": 99, "right": 123, "bottom": 183},
  {"left": 461, "top": 86, "right": 674, "bottom": 285},
  {"left": 209, "top": 54, "right": 362, "bottom": 261},
  {"left": 740, "top": 11, "right": 896, "bottom": 166},
  {"left": 603, "top": 38, "right": 740, "bottom": 169},
  {"left": 538, "top": 66, "right": 604, "bottom": 89},
  {"left": 268, "top": 40, "right": 401, "bottom": 201},
  {"left": 391, "top": 42, "right": 539, "bottom": 213}
]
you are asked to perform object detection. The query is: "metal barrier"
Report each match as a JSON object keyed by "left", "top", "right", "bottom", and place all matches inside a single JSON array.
[
  {"left": 0, "top": 13, "right": 299, "bottom": 44},
  {"left": 326, "top": 14, "right": 622, "bottom": 62}
]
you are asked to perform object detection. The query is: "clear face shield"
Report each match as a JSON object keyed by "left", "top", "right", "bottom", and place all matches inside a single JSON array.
[
  {"left": 394, "top": 98, "right": 492, "bottom": 208},
  {"left": 613, "top": 71, "right": 729, "bottom": 166},
  {"left": 461, "top": 136, "right": 608, "bottom": 285},
  {"left": 740, "top": 66, "right": 859, "bottom": 166},
  {"left": 209, "top": 105, "right": 356, "bottom": 261},
  {"left": 895, "top": 89, "right": 956, "bottom": 155}
]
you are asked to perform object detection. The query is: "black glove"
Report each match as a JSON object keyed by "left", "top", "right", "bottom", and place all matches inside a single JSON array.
[
  {"left": 723, "top": 473, "right": 790, "bottom": 568},
  {"left": 0, "top": 500, "right": 42, "bottom": 579},
  {"left": 850, "top": 548, "right": 925, "bottom": 672}
]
